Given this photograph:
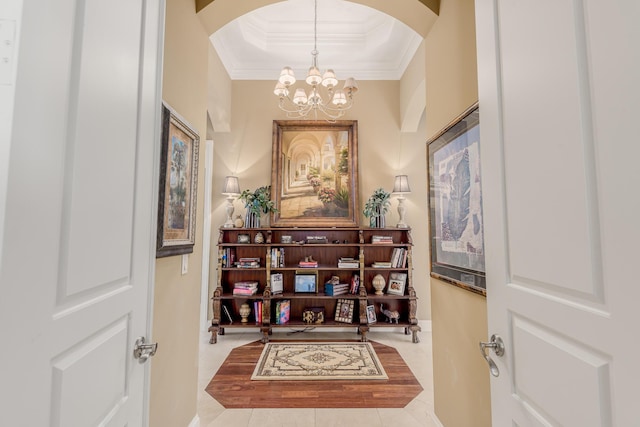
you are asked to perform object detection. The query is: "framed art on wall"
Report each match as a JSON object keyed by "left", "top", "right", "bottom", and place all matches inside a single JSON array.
[
  {"left": 156, "top": 102, "right": 200, "bottom": 258},
  {"left": 270, "top": 120, "right": 359, "bottom": 227},
  {"left": 427, "top": 102, "right": 486, "bottom": 294}
]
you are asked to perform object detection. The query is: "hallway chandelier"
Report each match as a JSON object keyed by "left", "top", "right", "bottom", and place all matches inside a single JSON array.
[{"left": 273, "top": 0, "right": 358, "bottom": 121}]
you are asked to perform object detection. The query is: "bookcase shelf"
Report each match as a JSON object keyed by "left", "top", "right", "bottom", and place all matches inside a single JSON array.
[{"left": 208, "top": 227, "right": 420, "bottom": 344}]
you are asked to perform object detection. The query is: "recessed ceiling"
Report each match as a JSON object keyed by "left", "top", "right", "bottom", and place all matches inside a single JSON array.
[{"left": 210, "top": 0, "right": 424, "bottom": 81}]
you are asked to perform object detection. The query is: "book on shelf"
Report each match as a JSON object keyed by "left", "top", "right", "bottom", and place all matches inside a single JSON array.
[
  {"left": 270, "top": 273, "right": 283, "bottom": 295},
  {"left": 270, "top": 247, "right": 285, "bottom": 268},
  {"left": 275, "top": 300, "right": 290, "bottom": 324},
  {"left": 324, "top": 282, "right": 349, "bottom": 296},
  {"left": 390, "top": 248, "right": 407, "bottom": 268},
  {"left": 371, "top": 235, "right": 393, "bottom": 244},
  {"left": 298, "top": 261, "right": 318, "bottom": 268},
  {"left": 221, "top": 248, "right": 236, "bottom": 268},
  {"left": 337, "top": 257, "right": 359, "bottom": 268},
  {"left": 222, "top": 305, "right": 233, "bottom": 324},
  {"left": 237, "top": 257, "right": 261, "bottom": 268},
  {"left": 233, "top": 281, "right": 259, "bottom": 295},
  {"left": 372, "top": 261, "right": 392, "bottom": 268},
  {"left": 253, "top": 300, "right": 263, "bottom": 323},
  {"left": 349, "top": 274, "right": 360, "bottom": 294}
]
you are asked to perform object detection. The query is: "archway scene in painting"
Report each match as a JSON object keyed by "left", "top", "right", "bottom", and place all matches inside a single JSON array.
[{"left": 279, "top": 130, "right": 350, "bottom": 219}]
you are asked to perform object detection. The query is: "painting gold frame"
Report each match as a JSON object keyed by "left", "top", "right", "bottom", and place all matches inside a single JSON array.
[
  {"left": 156, "top": 102, "right": 199, "bottom": 258},
  {"left": 270, "top": 120, "right": 359, "bottom": 227}
]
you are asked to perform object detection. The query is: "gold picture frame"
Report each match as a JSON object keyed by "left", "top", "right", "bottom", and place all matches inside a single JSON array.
[
  {"left": 270, "top": 120, "right": 359, "bottom": 227},
  {"left": 156, "top": 102, "right": 199, "bottom": 258},
  {"left": 334, "top": 298, "right": 355, "bottom": 323}
]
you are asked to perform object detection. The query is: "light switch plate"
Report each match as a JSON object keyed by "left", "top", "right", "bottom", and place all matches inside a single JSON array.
[{"left": 181, "top": 254, "right": 188, "bottom": 275}]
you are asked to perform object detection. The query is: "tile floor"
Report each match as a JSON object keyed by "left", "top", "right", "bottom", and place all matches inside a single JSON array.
[{"left": 197, "top": 327, "right": 442, "bottom": 426}]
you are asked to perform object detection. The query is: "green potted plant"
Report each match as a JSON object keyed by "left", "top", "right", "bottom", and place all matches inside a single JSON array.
[
  {"left": 239, "top": 185, "right": 278, "bottom": 228},
  {"left": 363, "top": 187, "right": 391, "bottom": 228}
]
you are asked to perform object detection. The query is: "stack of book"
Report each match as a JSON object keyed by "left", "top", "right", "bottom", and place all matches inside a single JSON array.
[
  {"left": 237, "top": 257, "right": 260, "bottom": 268},
  {"left": 371, "top": 261, "right": 392, "bottom": 268},
  {"left": 275, "top": 299, "right": 290, "bottom": 324},
  {"left": 232, "top": 281, "right": 259, "bottom": 295},
  {"left": 390, "top": 247, "right": 408, "bottom": 268},
  {"left": 371, "top": 235, "right": 393, "bottom": 244},
  {"left": 270, "top": 247, "right": 285, "bottom": 268},
  {"left": 324, "top": 282, "right": 349, "bottom": 296},
  {"left": 253, "top": 301, "right": 263, "bottom": 323},
  {"left": 337, "top": 257, "right": 359, "bottom": 268},
  {"left": 298, "top": 259, "right": 318, "bottom": 268}
]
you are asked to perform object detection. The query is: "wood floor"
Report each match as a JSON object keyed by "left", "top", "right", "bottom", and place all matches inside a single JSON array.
[{"left": 205, "top": 340, "right": 423, "bottom": 408}]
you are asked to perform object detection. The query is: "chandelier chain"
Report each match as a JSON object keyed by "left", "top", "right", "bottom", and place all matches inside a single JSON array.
[{"left": 273, "top": 0, "right": 358, "bottom": 121}]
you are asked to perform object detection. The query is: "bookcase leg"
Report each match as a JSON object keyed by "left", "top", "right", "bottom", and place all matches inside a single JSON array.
[
  {"left": 261, "top": 328, "right": 270, "bottom": 343},
  {"left": 409, "top": 325, "right": 421, "bottom": 343},
  {"left": 208, "top": 324, "right": 219, "bottom": 344},
  {"left": 359, "top": 325, "right": 369, "bottom": 342}
]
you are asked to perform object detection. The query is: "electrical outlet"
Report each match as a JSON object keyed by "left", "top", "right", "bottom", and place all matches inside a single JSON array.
[{"left": 181, "top": 254, "right": 188, "bottom": 275}]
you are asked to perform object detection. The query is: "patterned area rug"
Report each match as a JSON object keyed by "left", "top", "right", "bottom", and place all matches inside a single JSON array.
[{"left": 251, "top": 341, "right": 388, "bottom": 381}]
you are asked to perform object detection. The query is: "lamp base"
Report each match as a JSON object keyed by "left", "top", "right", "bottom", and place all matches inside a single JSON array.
[{"left": 224, "top": 197, "right": 235, "bottom": 228}]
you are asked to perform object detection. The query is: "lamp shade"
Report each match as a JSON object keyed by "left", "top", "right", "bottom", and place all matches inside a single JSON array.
[
  {"left": 392, "top": 175, "right": 411, "bottom": 194},
  {"left": 278, "top": 66, "right": 296, "bottom": 86},
  {"left": 222, "top": 176, "right": 240, "bottom": 195}
]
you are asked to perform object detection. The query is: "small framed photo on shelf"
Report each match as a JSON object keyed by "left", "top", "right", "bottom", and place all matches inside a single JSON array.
[
  {"left": 335, "top": 298, "right": 355, "bottom": 323},
  {"left": 270, "top": 273, "right": 283, "bottom": 295},
  {"left": 237, "top": 234, "right": 250, "bottom": 244},
  {"left": 294, "top": 270, "right": 318, "bottom": 293},
  {"left": 366, "top": 305, "right": 377, "bottom": 324},
  {"left": 387, "top": 272, "right": 407, "bottom": 296}
]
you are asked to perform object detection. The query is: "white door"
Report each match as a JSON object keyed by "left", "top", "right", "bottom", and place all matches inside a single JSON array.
[
  {"left": 0, "top": 0, "right": 164, "bottom": 426},
  {"left": 475, "top": 1, "right": 640, "bottom": 425}
]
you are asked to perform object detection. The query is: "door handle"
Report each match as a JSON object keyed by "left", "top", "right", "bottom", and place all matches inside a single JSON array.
[
  {"left": 133, "top": 337, "right": 158, "bottom": 363},
  {"left": 479, "top": 334, "right": 504, "bottom": 377}
]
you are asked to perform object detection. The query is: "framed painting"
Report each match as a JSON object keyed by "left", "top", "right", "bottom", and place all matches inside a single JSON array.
[
  {"left": 427, "top": 103, "right": 486, "bottom": 295},
  {"left": 270, "top": 120, "right": 359, "bottom": 227},
  {"left": 156, "top": 102, "right": 200, "bottom": 258}
]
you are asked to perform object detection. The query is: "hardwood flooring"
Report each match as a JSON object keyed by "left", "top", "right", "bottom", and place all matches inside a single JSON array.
[{"left": 205, "top": 340, "right": 423, "bottom": 408}]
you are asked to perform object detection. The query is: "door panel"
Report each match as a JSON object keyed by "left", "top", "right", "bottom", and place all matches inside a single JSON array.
[
  {"left": 476, "top": 0, "right": 639, "bottom": 425},
  {"left": 0, "top": 0, "right": 164, "bottom": 425},
  {"left": 512, "top": 315, "right": 611, "bottom": 426}
]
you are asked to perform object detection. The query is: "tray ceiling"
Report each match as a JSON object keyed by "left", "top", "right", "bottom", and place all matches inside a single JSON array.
[{"left": 210, "top": 0, "right": 423, "bottom": 80}]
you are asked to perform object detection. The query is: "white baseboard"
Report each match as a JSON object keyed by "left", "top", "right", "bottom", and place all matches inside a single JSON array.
[
  {"left": 430, "top": 413, "right": 444, "bottom": 427},
  {"left": 188, "top": 414, "right": 200, "bottom": 427}
]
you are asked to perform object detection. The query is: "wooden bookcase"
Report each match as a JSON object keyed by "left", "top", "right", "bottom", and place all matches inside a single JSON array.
[{"left": 209, "top": 227, "right": 420, "bottom": 344}]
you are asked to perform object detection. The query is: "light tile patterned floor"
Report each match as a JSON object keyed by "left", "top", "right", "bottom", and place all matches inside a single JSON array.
[{"left": 197, "top": 327, "right": 442, "bottom": 427}]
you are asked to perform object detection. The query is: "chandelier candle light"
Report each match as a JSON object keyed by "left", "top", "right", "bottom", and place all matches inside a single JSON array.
[
  {"left": 222, "top": 176, "right": 241, "bottom": 228},
  {"left": 273, "top": 0, "right": 358, "bottom": 121},
  {"left": 392, "top": 175, "right": 411, "bottom": 228}
]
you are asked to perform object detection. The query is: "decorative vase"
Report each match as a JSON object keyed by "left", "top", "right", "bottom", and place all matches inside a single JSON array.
[
  {"left": 239, "top": 303, "right": 251, "bottom": 323},
  {"left": 372, "top": 274, "right": 386, "bottom": 295},
  {"left": 254, "top": 231, "right": 264, "bottom": 244},
  {"left": 245, "top": 210, "right": 260, "bottom": 228},
  {"left": 234, "top": 215, "right": 244, "bottom": 228},
  {"left": 369, "top": 206, "right": 386, "bottom": 228}
]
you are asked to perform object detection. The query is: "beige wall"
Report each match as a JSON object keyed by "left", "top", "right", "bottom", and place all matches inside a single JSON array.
[
  {"left": 152, "top": 0, "right": 489, "bottom": 425},
  {"left": 149, "top": 0, "right": 209, "bottom": 426},
  {"left": 424, "top": 0, "right": 491, "bottom": 426},
  {"left": 209, "top": 79, "right": 431, "bottom": 321}
]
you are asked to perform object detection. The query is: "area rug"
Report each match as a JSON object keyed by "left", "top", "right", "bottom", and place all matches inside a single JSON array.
[{"left": 251, "top": 341, "right": 388, "bottom": 380}]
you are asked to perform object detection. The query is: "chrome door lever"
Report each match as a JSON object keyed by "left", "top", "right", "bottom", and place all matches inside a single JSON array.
[
  {"left": 479, "top": 334, "right": 504, "bottom": 377},
  {"left": 133, "top": 337, "right": 158, "bottom": 363}
]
